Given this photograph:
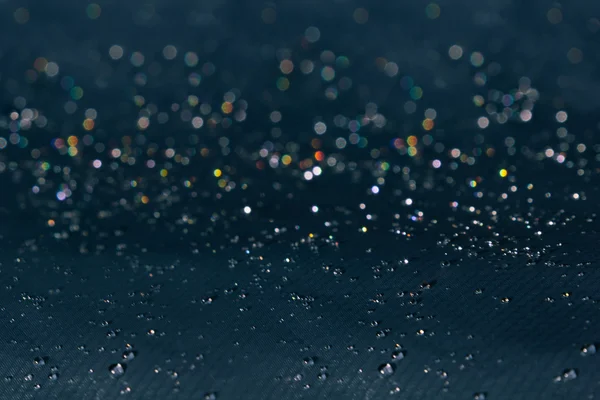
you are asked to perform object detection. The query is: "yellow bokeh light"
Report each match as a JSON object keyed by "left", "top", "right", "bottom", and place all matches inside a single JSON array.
[
  {"left": 422, "top": 118, "right": 434, "bottom": 131},
  {"left": 83, "top": 119, "right": 95, "bottom": 131},
  {"left": 221, "top": 102, "right": 233, "bottom": 114},
  {"left": 67, "top": 136, "right": 78, "bottom": 147}
]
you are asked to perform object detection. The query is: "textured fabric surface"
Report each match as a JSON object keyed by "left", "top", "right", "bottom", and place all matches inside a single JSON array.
[{"left": 1, "top": 226, "right": 599, "bottom": 399}]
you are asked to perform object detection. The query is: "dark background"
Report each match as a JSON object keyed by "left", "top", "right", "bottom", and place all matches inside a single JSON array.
[{"left": 0, "top": 1, "right": 599, "bottom": 399}]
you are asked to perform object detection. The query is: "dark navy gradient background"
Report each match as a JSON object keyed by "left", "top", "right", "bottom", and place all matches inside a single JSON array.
[{"left": 0, "top": 1, "right": 599, "bottom": 399}]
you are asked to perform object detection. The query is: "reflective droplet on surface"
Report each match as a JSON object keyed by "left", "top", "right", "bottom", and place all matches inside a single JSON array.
[
  {"left": 580, "top": 343, "right": 596, "bottom": 356},
  {"left": 303, "top": 356, "right": 316, "bottom": 366},
  {"left": 106, "top": 329, "right": 118, "bottom": 339},
  {"left": 378, "top": 363, "right": 395, "bottom": 377},
  {"left": 109, "top": 363, "right": 127, "bottom": 378},
  {"left": 122, "top": 350, "right": 137, "bottom": 361},
  {"left": 554, "top": 368, "right": 578, "bottom": 382},
  {"left": 388, "top": 386, "right": 401, "bottom": 395},
  {"left": 203, "top": 392, "right": 218, "bottom": 400},
  {"left": 33, "top": 356, "right": 48, "bottom": 366},
  {"left": 437, "top": 369, "right": 448, "bottom": 379},
  {"left": 473, "top": 392, "right": 487, "bottom": 400},
  {"left": 391, "top": 350, "right": 406, "bottom": 360}
]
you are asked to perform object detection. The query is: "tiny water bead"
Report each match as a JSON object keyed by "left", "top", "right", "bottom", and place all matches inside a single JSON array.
[
  {"left": 109, "top": 363, "right": 127, "bottom": 378},
  {"left": 580, "top": 343, "right": 596, "bottom": 356},
  {"left": 554, "top": 369, "right": 578, "bottom": 383},
  {"left": 378, "top": 363, "right": 396, "bottom": 377},
  {"left": 391, "top": 350, "right": 406, "bottom": 360},
  {"left": 317, "top": 372, "right": 328, "bottom": 381},
  {"left": 33, "top": 356, "right": 48, "bottom": 366},
  {"left": 106, "top": 329, "right": 118, "bottom": 338},
  {"left": 122, "top": 350, "right": 137, "bottom": 361},
  {"left": 302, "top": 357, "right": 317, "bottom": 367}
]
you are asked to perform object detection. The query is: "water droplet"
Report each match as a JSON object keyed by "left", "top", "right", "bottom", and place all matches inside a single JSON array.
[
  {"left": 303, "top": 357, "right": 316, "bottom": 367},
  {"left": 106, "top": 329, "right": 118, "bottom": 339},
  {"left": 48, "top": 372, "right": 59, "bottom": 381},
  {"left": 378, "top": 363, "right": 395, "bottom": 377},
  {"left": 554, "top": 368, "right": 577, "bottom": 382},
  {"left": 437, "top": 369, "right": 448, "bottom": 379},
  {"left": 389, "top": 386, "right": 401, "bottom": 395},
  {"left": 473, "top": 393, "right": 487, "bottom": 400},
  {"left": 420, "top": 280, "right": 436, "bottom": 289},
  {"left": 317, "top": 372, "right": 328, "bottom": 381},
  {"left": 580, "top": 343, "right": 596, "bottom": 356},
  {"left": 122, "top": 350, "right": 137, "bottom": 361},
  {"left": 33, "top": 356, "right": 48, "bottom": 366},
  {"left": 391, "top": 350, "right": 406, "bottom": 360},
  {"left": 109, "top": 363, "right": 126, "bottom": 378},
  {"left": 203, "top": 392, "right": 218, "bottom": 400},
  {"left": 24, "top": 374, "right": 33, "bottom": 382}
]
